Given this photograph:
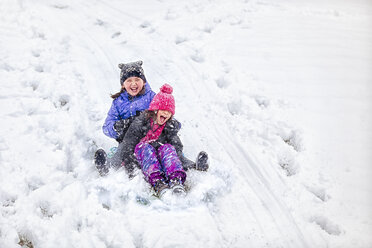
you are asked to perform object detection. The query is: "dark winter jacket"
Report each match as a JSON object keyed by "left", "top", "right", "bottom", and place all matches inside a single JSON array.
[
  {"left": 121, "top": 111, "right": 182, "bottom": 163},
  {"left": 102, "top": 83, "right": 156, "bottom": 141},
  {"left": 111, "top": 111, "right": 195, "bottom": 173}
]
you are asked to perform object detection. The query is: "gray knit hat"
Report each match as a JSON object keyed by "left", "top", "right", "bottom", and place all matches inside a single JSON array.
[{"left": 118, "top": 61, "right": 147, "bottom": 85}]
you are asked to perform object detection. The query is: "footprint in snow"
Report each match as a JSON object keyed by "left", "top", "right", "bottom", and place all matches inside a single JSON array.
[
  {"left": 23, "top": 80, "right": 39, "bottom": 91},
  {"left": 175, "top": 35, "right": 188, "bottom": 45},
  {"left": 2, "top": 197, "right": 15, "bottom": 207},
  {"left": 31, "top": 28, "right": 46, "bottom": 40},
  {"left": 139, "top": 21, "right": 156, "bottom": 33},
  {"left": 253, "top": 95, "right": 270, "bottom": 108},
  {"left": 31, "top": 50, "right": 41, "bottom": 58},
  {"left": 306, "top": 185, "right": 330, "bottom": 202},
  {"left": 201, "top": 23, "right": 215, "bottom": 33},
  {"left": 221, "top": 60, "right": 232, "bottom": 73},
  {"left": 39, "top": 201, "right": 54, "bottom": 218},
  {"left": 278, "top": 129, "right": 303, "bottom": 152},
  {"left": 227, "top": 100, "right": 242, "bottom": 115},
  {"left": 52, "top": 4, "right": 69, "bottom": 9},
  {"left": 34, "top": 65, "right": 44, "bottom": 73},
  {"left": 310, "top": 215, "right": 342, "bottom": 236},
  {"left": 216, "top": 75, "right": 231, "bottom": 88},
  {"left": 53, "top": 94, "right": 70, "bottom": 110},
  {"left": 229, "top": 17, "right": 243, "bottom": 26},
  {"left": 111, "top": 32, "right": 121, "bottom": 38},
  {"left": 190, "top": 49, "right": 205, "bottom": 63},
  {"left": 95, "top": 19, "right": 105, "bottom": 26},
  {"left": 278, "top": 153, "right": 298, "bottom": 176},
  {"left": 139, "top": 21, "right": 151, "bottom": 28}
]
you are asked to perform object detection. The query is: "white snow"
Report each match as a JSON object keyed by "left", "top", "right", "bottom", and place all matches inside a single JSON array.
[{"left": 1, "top": 0, "right": 371, "bottom": 247}]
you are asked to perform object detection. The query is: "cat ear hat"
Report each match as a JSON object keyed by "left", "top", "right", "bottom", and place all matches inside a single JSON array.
[{"left": 118, "top": 61, "right": 147, "bottom": 85}]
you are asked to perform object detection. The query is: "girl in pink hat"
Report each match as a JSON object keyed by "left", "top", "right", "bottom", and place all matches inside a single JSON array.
[{"left": 110, "top": 84, "right": 208, "bottom": 197}]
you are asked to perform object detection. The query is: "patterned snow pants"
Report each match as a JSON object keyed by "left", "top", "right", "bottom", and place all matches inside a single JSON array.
[{"left": 134, "top": 142, "right": 186, "bottom": 186}]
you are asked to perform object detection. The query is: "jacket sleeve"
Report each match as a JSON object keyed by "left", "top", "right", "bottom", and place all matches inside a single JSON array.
[
  {"left": 170, "top": 135, "right": 184, "bottom": 157},
  {"left": 121, "top": 113, "right": 147, "bottom": 165},
  {"left": 165, "top": 119, "right": 196, "bottom": 170},
  {"left": 102, "top": 101, "right": 120, "bottom": 139},
  {"left": 166, "top": 119, "right": 184, "bottom": 156}
]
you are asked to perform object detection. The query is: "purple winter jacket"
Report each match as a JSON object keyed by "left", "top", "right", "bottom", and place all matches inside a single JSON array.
[{"left": 102, "top": 83, "right": 156, "bottom": 139}]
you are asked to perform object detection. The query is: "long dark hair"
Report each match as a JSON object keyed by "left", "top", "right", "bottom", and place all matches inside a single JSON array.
[
  {"left": 145, "top": 110, "right": 156, "bottom": 121},
  {"left": 111, "top": 83, "right": 146, "bottom": 99}
]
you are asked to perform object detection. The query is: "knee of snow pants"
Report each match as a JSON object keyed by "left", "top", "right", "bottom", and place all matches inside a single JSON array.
[
  {"left": 135, "top": 142, "right": 163, "bottom": 185},
  {"left": 158, "top": 144, "right": 186, "bottom": 183}
]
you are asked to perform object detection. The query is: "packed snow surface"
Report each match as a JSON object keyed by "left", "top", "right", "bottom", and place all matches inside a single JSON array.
[{"left": 0, "top": 0, "right": 371, "bottom": 247}]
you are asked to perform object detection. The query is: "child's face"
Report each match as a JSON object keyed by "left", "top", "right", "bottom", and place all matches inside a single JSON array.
[
  {"left": 123, "top": 77, "right": 144, "bottom": 96},
  {"left": 156, "top": 110, "right": 172, "bottom": 125}
]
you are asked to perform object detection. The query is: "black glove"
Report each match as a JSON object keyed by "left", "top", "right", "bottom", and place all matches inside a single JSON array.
[
  {"left": 114, "top": 119, "right": 130, "bottom": 133},
  {"left": 114, "top": 119, "right": 132, "bottom": 143},
  {"left": 195, "top": 151, "right": 209, "bottom": 171}
]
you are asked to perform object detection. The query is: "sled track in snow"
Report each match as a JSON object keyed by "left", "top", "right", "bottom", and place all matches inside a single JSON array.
[{"left": 211, "top": 123, "right": 309, "bottom": 247}]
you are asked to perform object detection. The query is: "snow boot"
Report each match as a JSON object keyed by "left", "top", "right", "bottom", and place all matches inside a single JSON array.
[
  {"left": 153, "top": 179, "right": 169, "bottom": 198},
  {"left": 169, "top": 177, "right": 186, "bottom": 196},
  {"left": 196, "top": 151, "right": 209, "bottom": 171},
  {"left": 94, "top": 148, "right": 109, "bottom": 176}
]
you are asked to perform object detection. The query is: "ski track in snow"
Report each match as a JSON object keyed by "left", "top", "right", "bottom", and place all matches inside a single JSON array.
[{"left": 1, "top": 0, "right": 371, "bottom": 247}]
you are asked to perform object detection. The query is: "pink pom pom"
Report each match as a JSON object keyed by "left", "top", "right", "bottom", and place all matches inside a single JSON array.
[{"left": 160, "top": 84, "right": 173, "bottom": 94}]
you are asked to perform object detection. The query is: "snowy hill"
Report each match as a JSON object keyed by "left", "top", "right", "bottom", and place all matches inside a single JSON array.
[{"left": 0, "top": 0, "right": 371, "bottom": 247}]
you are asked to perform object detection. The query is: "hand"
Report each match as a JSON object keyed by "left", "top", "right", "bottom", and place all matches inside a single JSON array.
[
  {"left": 196, "top": 151, "right": 209, "bottom": 171},
  {"left": 114, "top": 119, "right": 130, "bottom": 133}
]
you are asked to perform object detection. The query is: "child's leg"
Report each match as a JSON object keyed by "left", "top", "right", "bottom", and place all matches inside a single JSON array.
[
  {"left": 134, "top": 142, "right": 164, "bottom": 185},
  {"left": 158, "top": 144, "right": 186, "bottom": 183},
  {"left": 108, "top": 141, "right": 126, "bottom": 169}
]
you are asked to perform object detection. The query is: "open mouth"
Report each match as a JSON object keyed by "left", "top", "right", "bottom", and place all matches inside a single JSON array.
[
  {"left": 159, "top": 115, "right": 167, "bottom": 123},
  {"left": 156, "top": 110, "right": 172, "bottom": 125},
  {"left": 130, "top": 85, "right": 138, "bottom": 92},
  {"left": 158, "top": 113, "right": 169, "bottom": 124}
]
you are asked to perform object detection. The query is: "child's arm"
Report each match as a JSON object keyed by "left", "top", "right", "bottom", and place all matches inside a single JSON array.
[
  {"left": 120, "top": 113, "right": 148, "bottom": 166},
  {"left": 102, "top": 102, "right": 121, "bottom": 139},
  {"left": 166, "top": 119, "right": 198, "bottom": 170},
  {"left": 166, "top": 120, "right": 187, "bottom": 159}
]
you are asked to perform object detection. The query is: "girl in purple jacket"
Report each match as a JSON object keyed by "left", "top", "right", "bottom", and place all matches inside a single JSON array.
[{"left": 102, "top": 61, "right": 156, "bottom": 143}]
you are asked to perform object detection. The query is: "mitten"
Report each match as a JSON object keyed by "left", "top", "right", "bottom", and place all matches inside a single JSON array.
[
  {"left": 114, "top": 119, "right": 131, "bottom": 143},
  {"left": 114, "top": 119, "right": 130, "bottom": 133},
  {"left": 195, "top": 151, "right": 209, "bottom": 171}
]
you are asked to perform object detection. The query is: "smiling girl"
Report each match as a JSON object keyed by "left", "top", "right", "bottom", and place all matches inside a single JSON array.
[
  {"left": 108, "top": 84, "right": 206, "bottom": 196},
  {"left": 102, "top": 61, "right": 155, "bottom": 143}
]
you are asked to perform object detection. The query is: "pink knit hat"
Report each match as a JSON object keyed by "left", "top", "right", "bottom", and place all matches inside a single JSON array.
[{"left": 148, "top": 84, "right": 175, "bottom": 115}]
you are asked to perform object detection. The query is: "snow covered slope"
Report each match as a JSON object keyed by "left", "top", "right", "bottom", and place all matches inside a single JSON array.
[{"left": 0, "top": 0, "right": 371, "bottom": 247}]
